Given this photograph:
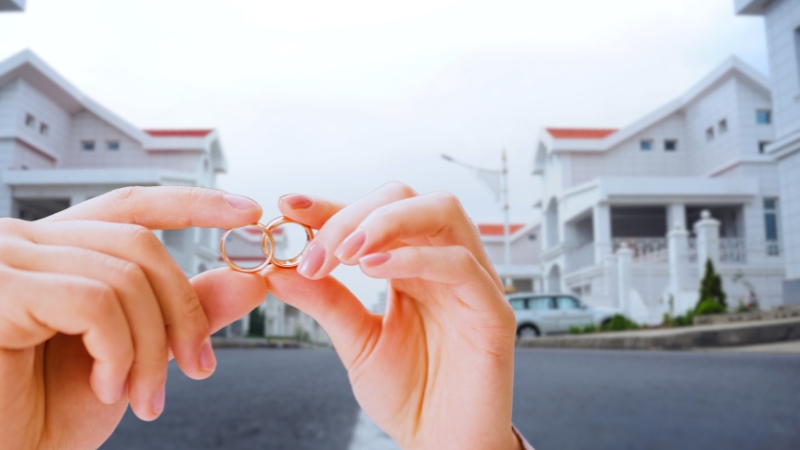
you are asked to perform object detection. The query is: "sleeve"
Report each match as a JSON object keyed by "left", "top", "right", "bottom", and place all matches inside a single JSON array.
[{"left": 512, "top": 425, "right": 535, "bottom": 450}]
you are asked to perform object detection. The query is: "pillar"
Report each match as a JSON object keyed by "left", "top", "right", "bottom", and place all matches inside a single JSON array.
[
  {"left": 694, "top": 209, "right": 720, "bottom": 275},
  {"left": 667, "top": 220, "right": 689, "bottom": 294},
  {"left": 603, "top": 253, "right": 618, "bottom": 302},
  {"left": 616, "top": 242, "right": 633, "bottom": 314},
  {"left": 667, "top": 204, "right": 686, "bottom": 232},
  {"left": 594, "top": 203, "right": 612, "bottom": 264}
]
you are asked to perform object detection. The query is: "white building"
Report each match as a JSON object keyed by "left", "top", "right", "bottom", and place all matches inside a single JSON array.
[
  {"left": 0, "top": 49, "right": 227, "bottom": 275},
  {"left": 220, "top": 226, "right": 330, "bottom": 344},
  {"left": 0, "top": 0, "right": 25, "bottom": 12},
  {"left": 736, "top": 0, "right": 800, "bottom": 304},
  {"left": 534, "top": 57, "right": 785, "bottom": 323},
  {"left": 477, "top": 222, "right": 542, "bottom": 293}
]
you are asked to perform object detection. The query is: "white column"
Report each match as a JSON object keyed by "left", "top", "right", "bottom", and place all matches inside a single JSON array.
[
  {"left": 593, "top": 203, "right": 612, "bottom": 264},
  {"left": 667, "top": 221, "right": 689, "bottom": 294},
  {"left": 616, "top": 243, "right": 633, "bottom": 314},
  {"left": 667, "top": 204, "right": 686, "bottom": 232},
  {"left": 694, "top": 210, "right": 720, "bottom": 275},
  {"left": 603, "top": 253, "right": 618, "bottom": 302}
]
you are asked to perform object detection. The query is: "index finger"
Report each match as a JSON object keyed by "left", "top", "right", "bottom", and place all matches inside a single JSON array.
[{"left": 42, "top": 186, "right": 262, "bottom": 230}]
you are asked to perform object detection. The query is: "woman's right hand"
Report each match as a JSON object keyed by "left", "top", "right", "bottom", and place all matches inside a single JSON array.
[{"left": 0, "top": 187, "right": 263, "bottom": 450}]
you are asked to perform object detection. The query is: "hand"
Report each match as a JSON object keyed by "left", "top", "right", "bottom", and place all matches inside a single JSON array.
[
  {"left": 228, "top": 182, "right": 521, "bottom": 450},
  {"left": 0, "top": 187, "right": 263, "bottom": 449}
]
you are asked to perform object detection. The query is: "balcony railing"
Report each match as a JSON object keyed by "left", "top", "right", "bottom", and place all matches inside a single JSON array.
[
  {"left": 766, "top": 239, "right": 780, "bottom": 256},
  {"left": 612, "top": 237, "right": 668, "bottom": 262},
  {"left": 720, "top": 237, "right": 746, "bottom": 263}
]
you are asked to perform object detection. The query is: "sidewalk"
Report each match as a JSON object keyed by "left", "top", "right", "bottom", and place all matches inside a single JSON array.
[{"left": 516, "top": 318, "right": 800, "bottom": 350}]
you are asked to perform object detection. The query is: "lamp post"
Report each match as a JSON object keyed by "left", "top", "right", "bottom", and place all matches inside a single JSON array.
[{"left": 441, "top": 151, "right": 515, "bottom": 293}]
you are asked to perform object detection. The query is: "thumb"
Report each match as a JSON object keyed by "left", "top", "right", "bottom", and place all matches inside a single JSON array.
[{"left": 41, "top": 186, "right": 262, "bottom": 230}]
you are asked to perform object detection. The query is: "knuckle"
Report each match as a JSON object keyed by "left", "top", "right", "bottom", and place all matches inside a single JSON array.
[
  {"left": 0, "top": 217, "right": 24, "bottom": 234},
  {"left": 124, "top": 224, "right": 160, "bottom": 249},
  {"left": 382, "top": 181, "right": 417, "bottom": 199},
  {"left": 108, "top": 186, "right": 143, "bottom": 205},
  {"left": 117, "top": 260, "right": 148, "bottom": 287},
  {"left": 85, "top": 283, "right": 120, "bottom": 321},
  {"left": 432, "top": 190, "right": 463, "bottom": 211}
]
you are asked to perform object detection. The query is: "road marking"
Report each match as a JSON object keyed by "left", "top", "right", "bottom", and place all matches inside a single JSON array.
[{"left": 348, "top": 409, "right": 400, "bottom": 450}]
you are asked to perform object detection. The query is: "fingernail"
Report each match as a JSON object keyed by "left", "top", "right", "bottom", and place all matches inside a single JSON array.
[
  {"left": 335, "top": 229, "right": 366, "bottom": 261},
  {"left": 224, "top": 193, "right": 259, "bottom": 210},
  {"left": 297, "top": 241, "right": 325, "bottom": 278},
  {"left": 152, "top": 384, "right": 166, "bottom": 416},
  {"left": 360, "top": 253, "right": 391, "bottom": 267},
  {"left": 199, "top": 338, "right": 216, "bottom": 372},
  {"left": 280, "top": 194, "right": 313, "bottom": 210},
  {"left": 116, "top": 379, "right": 128, "bottom": 402}
]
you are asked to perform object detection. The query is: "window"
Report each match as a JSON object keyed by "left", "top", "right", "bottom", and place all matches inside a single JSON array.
[
  {"left": 107, "top": 141, "right": 120, "bottom": 151},
  {"left": 764, "top": 198, "right": 779, "bottom": 255},
  {"left": 39, "top": 123, "right": 48, "bottom": 136},
  {"left": 759, "top": 141, "right": 771, "bottom": 154},
  {"left": 664, "top": 139, "right": 678, "bottom": 151},
  {"left": 718, "top": 119, "right": 728, "bottom": 134},
  {"left": 528, "top": 297, "right": 553, "bottom": 310},
  {"left": 25, "top": 114, "right": 35, "bottom": 127},
  {"left": 706, "top": 127, "right": 714, "bottom": 141},
  {"left": 640, "top": 139, "right": 653, "bottom": 151},
  {"left": 527, "top": 234, "right": 536, "bottom": 241},
  {"left": 756, "top": 110, "right": 771, "bottom": 124},
  {"left": 509, "top": 298, "right": 527, "bottom": 311},
  {"left": 82, "top": 140, "right": 95, "bottom": 151},
  {"left": 556, "top": 296, "right": 580, "bottom": 309}
]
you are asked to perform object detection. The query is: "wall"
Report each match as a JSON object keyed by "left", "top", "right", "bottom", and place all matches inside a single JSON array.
[
  {"left": 14, "top": 79, "right": 71, "bottom": 159},
  {"left": 483, "top": 227, "right": 541, "bottom": 265},
  {"left": 764, "top": 0, "right": 800, "bottom": 139},
  {"left": 685, "top": 76, "right": 742, "bottom": 174},
  {"left": 778, "top": 153, "right": 800, "bottom": 280}
]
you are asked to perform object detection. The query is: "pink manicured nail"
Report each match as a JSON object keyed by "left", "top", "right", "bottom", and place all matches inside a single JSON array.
[
  {"left": 199, "top": 338, "right": 216, "bottom": 372},
  {"left": 298, "top": 242, "right": 326, "bottom": 278},
  {"left": 152, "top": 384, "right": 166, "bottom": 416},
  {"left": 335, "top": 229, "right": 366, "bottom": 260},
  {"left": 360, "top": 253, "right": 391, "bottom": 267},
  {"left": 280, "top": 194, "right": 313, "bottom": 210},
  {"left": 224, "top": 193, "right": 259, "bottom": 210}
]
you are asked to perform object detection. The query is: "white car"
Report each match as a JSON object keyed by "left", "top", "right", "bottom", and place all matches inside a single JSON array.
[{"left": 508, "top": 293, "right": 619, "bottom": 339}]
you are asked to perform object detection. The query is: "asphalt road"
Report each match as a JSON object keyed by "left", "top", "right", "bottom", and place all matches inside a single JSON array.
[{"left": 102, "top": 348, "right": 800, "bottom": 450}]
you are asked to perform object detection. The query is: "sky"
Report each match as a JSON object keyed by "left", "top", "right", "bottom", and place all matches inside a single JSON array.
[{"left": 0, "top": 0, "right": 768, "bottom": 309}]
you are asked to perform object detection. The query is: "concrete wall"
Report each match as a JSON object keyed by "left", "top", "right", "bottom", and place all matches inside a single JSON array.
[{"left": 763, "top": 0, "right": 800, "bottom": 138}]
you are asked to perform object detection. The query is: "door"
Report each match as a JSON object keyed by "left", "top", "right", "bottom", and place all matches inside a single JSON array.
[
  {"left": 526, "top": 296, "right": 560, "bottom": 335},
  {"left": 555, "top": 296, "right": 594, "bottom": 331}
]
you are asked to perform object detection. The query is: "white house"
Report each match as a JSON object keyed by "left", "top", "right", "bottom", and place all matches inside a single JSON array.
[
  {"left": 736, "top": 0, "right": 800, "bottom": 304},
  {"left": 477, "top": 222, "right": 542, "bottom": 293},
  {"left": 0, "top": 49, "right": 227, "bottom": 276},
  {"left": 0, "top": 0, "right": 25, "bottom": 12},
  {"left": 534, "top": 56, "right": 785, "bottom": 323}
]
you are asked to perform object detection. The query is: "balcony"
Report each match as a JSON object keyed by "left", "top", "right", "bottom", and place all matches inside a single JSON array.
[{"left": 612, "top": 237, "right": 668, "bottom": 263}]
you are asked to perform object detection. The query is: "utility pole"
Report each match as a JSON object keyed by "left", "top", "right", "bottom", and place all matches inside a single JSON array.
[{"left": 441, "top": 151, "right": 515, "bottom": 293}]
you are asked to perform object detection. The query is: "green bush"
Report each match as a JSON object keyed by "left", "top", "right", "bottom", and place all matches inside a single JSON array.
[
  {"left": 600, "top": 314, "right": 639, "bottom": 331},
  {"left": 698, "top": 259, "right": 726, "bottom": 309},
  {"left": 569, "top": 324, "right": 598, "bottom": 334},
  {"left": 696, "top": 298, "right": 726, "bottom": 316}
]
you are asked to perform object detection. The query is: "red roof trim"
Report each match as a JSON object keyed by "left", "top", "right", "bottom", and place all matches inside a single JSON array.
[
  {"left": 546, "top": 128, "right": 617, "bottom": 139},
  {"left": 477, "top": 223, "right": 525, "bottom": 236},
  {"left": 144, "top": 129, "right": 214, "bottom": 138}
]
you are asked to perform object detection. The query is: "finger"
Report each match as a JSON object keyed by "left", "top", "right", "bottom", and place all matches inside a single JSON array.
[
  {"left": 285, "top": 182, "right": 418, "bottom": 280},
  {"left": 42, "top": 186, "right": 262, "bottom": 230},
  {"left": 359, "top": 246, "right": 508, "bottom": 314},
  {"left": 0, "top": 267, "right": 133, "bottom": 405},
  {"left": 190, "top": 268, "right": 269, "bottom": 334},
  {"left": 259, "top": 266, "right": 381, "bottom": 369},
  {"left": 332, "top": 191, "right": 499, "bottom": 287},
  {"left": 277, "top": 193, "right": 348, "bottom": 229},
  {"left": 0, "top": 240, "right": 168, "bottom": 421},
  {"left": 25, "top": 220, "right": 216, "bottom": 381}
]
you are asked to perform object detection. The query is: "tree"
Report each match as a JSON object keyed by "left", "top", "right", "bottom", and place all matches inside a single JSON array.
[
  {"left": 697, "top": 258, "right": 726, "bottom": 310},
  {"left": 248, "top": 306, "right": 266, "bottom": 337}
]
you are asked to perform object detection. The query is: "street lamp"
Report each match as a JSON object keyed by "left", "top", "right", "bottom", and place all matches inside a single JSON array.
[{"left": 441, "top": 151, "right": 515, "bottom": 293}]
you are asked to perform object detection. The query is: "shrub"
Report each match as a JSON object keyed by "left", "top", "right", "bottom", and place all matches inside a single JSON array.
[
  {"left": 600, "top": 314, "right": 639, "bottom": 331},
  {"left": 696, "top": 298, "right": 726, "bottom": 316},
  {"left": 698, "top": 259, "right": 726, "bottom": 309},
  {"left": 569, "top": 324, "right": 598, "bottom": 334}
]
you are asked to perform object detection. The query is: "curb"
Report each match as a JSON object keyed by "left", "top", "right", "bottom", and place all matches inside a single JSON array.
[{"left": 515, "top": 318, "right": 800, "bottom": 350}]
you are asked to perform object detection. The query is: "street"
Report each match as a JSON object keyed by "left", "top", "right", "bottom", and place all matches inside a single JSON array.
[{"left": 102, "top": 348, "right": 800, "bottom": 450}]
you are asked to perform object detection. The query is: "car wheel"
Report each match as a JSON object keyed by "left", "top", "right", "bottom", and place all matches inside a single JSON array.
[{"left": 517, "top": 325, "right": 540, "bottom": 339}]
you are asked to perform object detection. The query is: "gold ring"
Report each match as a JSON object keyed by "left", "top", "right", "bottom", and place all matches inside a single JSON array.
[
  {"left": 220, "top": 223, "right": 274, "bottom": 273},
  {"left": 264, "top": 216, "right": 315, "bottom": 268}
]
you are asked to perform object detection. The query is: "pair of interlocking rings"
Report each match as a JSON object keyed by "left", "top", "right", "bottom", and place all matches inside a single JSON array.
[{"left": 220, "top": 216, "right": 315, "bottom": 273}]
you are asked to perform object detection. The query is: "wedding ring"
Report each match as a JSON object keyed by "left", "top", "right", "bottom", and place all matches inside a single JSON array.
[{"left": 219, "top": 216, "right": 315, "bottom": 272}]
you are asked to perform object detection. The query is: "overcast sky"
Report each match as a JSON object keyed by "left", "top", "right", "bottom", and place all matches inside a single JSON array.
[{"left": 0, "top": 0, "right": 768, "bottom": 307}]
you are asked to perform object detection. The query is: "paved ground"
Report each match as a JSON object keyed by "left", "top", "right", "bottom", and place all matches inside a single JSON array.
[{"left": 102, "top": 348, "right": 800, "bottom": 450}]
